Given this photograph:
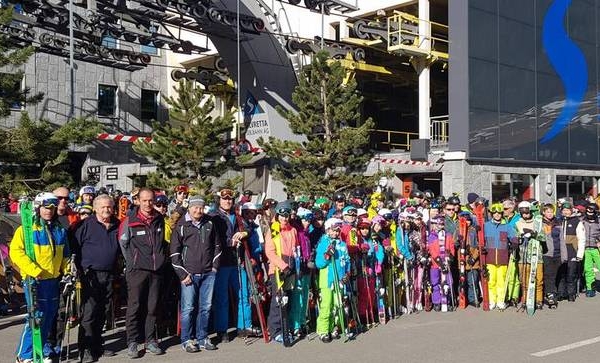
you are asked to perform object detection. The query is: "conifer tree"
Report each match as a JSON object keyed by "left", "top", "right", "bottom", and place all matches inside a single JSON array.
[
  {"left": 0, "top": 7, "right": 43, "bottom": 117},
  {"left": 133, "top": 80, "right": 238, "bottom": 193},
  {"left": 258, "top": 51, "right": 375, "bottom": 196}
]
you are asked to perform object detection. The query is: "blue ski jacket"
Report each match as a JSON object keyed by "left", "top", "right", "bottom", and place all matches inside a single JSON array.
[{"left": 315, "top": 234, "right": 350, "bottom": 289}]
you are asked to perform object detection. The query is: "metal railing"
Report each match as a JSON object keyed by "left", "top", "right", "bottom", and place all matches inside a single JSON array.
[
  {"left": 372, "top": 115, "right": 449, "bottom": 151},
  {"left": 430, "top": 115, "right": 448, "bottom": 147},
  {"left": 371, "top": 129, "right": 419, "bottom": 151}
]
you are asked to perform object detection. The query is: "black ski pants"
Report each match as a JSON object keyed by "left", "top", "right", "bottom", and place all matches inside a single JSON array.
[
  {"left": 542, "top": 256, "right": 561, "bottom": 296},
  {"left": 557, "top": 260, "right": 580, "bottom": 297},
  {"left": 125, "top": 268, "right": 163, "bottom": 344},
  {"left": 78, "top": 269, "right": 113, "bottom": 355}
]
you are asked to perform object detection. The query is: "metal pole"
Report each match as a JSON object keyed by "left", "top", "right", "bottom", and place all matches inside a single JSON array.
[
  {"left": 418, "top": 0, "right": 430, "bottom": 140},
  {"left": 69, "top": 0, "right": 75, "bottom": 120},
  {"left": 320, "top": 4, "right": 324, "bottom": 49},
  {"left": 237, "top": 0, "right": 241, "bottom": 141}
]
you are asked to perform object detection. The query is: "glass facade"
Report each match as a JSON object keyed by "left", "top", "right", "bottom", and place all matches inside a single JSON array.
[{"left": 468, "top": 0, "right": 600, "bottom": 164}]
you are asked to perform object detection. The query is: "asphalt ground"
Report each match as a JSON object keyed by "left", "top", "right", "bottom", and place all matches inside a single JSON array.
[{"left": 1, "top": 294, "right": 600, "bottom": 363}]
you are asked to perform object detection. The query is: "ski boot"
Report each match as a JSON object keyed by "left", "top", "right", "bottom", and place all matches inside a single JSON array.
[
  {"left": 545, "top": 293, "right": 558, "bottom": 309},
  {"left": 535, "top": 302, "right": 544, "bottom": 310},
  {"left": 586, "top": 290, "right": 596, "bottom": 298},
  {"left": 567, "top": 294, "right": 576, "bottom": 302},
  {"left": 433, "top": 304, "right": 441, "bottom": 312},
  {"left": 496, "top": 302, "right": 507, "bottom": 311}
]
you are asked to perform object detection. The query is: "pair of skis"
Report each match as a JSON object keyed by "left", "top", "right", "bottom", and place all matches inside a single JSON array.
[
  {"left": 474, "top": 205, "right": 490, "bottom": 311},
  {"left": 458, "top": 217, "right": 469, "bottom": 309},
  {"left": 21, "top": 201, "right": 44, "bottom": 363}
]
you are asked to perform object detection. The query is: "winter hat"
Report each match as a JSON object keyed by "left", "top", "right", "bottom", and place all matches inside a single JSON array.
[
  {"left": 467, "top": 193, "right": 479, "bottom": 204},
  {"left": 561, "top": 201, "right": 573, "bottom": 210},
  {"left": 188, "top": 196, "right": 205, "bottom": 207},
  {"left": 324, "top": 218, "right": 343, "bottom": 230}
]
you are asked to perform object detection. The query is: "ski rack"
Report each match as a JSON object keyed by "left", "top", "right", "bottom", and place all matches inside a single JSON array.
[{"left": 2, "top": 0, "right": 267, "bottom": 70}]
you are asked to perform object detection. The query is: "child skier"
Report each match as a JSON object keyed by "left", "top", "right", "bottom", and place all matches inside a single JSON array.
[
  {"left": 315, "top": 218, "right": 351, "bottom": 343},
  {"left": 428, "top": 215, "right": 456, "bottom": 312}
]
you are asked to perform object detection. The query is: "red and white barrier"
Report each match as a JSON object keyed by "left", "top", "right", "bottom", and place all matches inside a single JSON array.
[
  {"left": 97, "top": 133, "right": 154, "bottom": 143},
  {"left": 373, "top": 157, "right": 435, "bottom": 167}
]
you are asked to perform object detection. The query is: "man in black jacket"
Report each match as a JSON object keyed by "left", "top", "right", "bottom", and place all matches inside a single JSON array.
[
  {"left": 119, "top": 188, "right": 169, "bottom": 359},
  {"left": 72, "top": 194, "right": 120, "bottom": 362},
  {"left": 170, "top": 196, "right": 221, "bottom": 352}
]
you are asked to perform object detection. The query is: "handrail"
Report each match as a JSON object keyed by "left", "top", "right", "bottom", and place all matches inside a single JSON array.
[{"left": 372, "top": 115, "right": 449, "bottom": 151}]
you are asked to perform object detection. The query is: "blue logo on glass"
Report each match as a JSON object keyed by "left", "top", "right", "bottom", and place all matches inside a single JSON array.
[{"left": 541, "top": 0, "right": 588, "bottom": 143}]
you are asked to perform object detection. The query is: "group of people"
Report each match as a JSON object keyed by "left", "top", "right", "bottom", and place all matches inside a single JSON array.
[{"left": 4, "top": 184, "right": 600, "bottom": 363}]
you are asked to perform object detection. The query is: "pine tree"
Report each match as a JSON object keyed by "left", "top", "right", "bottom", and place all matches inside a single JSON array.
[
  {"left": 0, "top": 7, "right": 43, "bottom": 117},
  {"left": 0, "top": 114, "right": 103, "bottom": 193},
  {"left": 133, "top": 80, "right": 238, "bottom": 194},
  {"left": 258, "top": 51, "right": 375, "bottom": 197}
]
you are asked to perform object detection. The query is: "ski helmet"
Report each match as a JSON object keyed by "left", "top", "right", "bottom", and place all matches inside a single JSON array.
[
  {"left": 296, "top": 207, "right": 313, "bottom": 221},
  {"left": 585, "top": 204, "right": 598, "bottom": 218},
  {"left": 410, "top": 190, "right": 424, "bottom": 199},
  {"left": 333, "top": 192, "right": 346, "bottom": 202},
  {"left": 154, "top": 194, "right": 169, "bottom": 206},
  {"left": 447, "top": 195, "right": 461, "bottom": 206},
  {"left": 517, "top": 201, "right": 531, "bottom": 215},
  {"left": 79, "top": 185, "right": 96, "bottom": 197},
  {"left": 352, "top": 188, "right": 366, "bottom": 200},
  {"left": 424, "top": 190, "right": 435, "bottom": 200},
  {"left": 34, "top": 192, "right": 59, "bottom": 209},
  {"left": 378, "top": 208, "right": 393, "bottom": 220}
]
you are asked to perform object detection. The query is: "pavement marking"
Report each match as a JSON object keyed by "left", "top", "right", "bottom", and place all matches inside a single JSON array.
[{"left": 531, "top": 336, "right": 600, "bottom": 357}]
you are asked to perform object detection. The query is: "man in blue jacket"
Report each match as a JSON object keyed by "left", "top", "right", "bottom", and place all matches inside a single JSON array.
[{"left": 72, "top": 194, "right": 120, "bottom": 362}]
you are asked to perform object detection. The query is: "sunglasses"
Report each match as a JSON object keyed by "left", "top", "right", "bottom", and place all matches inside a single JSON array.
[
  {"left": 177, "top": 191, "right": 188, "bottom": 195},
  {"left": 155, "top": 203, "right": 167, "bottom": 208},
  {"left": 56, "top": 196, "right": 69, "bottom": 201},
  {"left": 445, "top": 208, "right": 455, "bottom": 211},
  {"left": 41, "top": 199, "right": 59, "bottom": 208},
  {"left": 345, "top": 212, "right": 357, "bottom": 217},
  {"left": 79, "top": 211, "right": 92, "bottom": 216}
]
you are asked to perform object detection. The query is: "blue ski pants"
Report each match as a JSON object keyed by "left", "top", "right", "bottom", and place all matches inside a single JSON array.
[
  {"left": 213, "top": 266, "right": 252, "bottom": 332},
  {"left": 16, "top": 278, "right": 60, "bottom": 360}
]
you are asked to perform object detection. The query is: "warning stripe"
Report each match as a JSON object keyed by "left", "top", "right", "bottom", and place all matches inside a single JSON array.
[
  {"left": 373, "top": 157, "right": 434, "bottom": 166},
  {"left": 96, "top": 133, "right": 263, "bottom": 153},
  {"left": 97, "top": 133, "right": 154, "bottom": 143}
]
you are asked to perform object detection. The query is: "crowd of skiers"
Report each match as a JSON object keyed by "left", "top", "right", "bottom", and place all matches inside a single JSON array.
[{"left": 3, "top": 184, "right": 600, "bottom": 363}]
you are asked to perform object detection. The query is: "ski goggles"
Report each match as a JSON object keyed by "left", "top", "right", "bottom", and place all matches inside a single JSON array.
[
  {"left": 276, "top": 207, "right": 292, "bottom": 217},
  {"left": 218, "top": 189, "right": 234, "bottom": 199},
  {"left": 489, "top": 204, "right": 503, "bottom": 213},
  {"left": 41, "top": 199, "right": 59, "bottom": 209}
]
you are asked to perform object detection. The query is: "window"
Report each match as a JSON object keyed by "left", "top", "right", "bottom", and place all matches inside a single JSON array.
[
  {"left": 556, "top": 176, "right": 596, "bottom": 200},
  {"left": 141, "top": 89, "right": 158, "bottom": 121},
  {"left": 98, "top": 84, "right": 117, "bottom": 117},
  {"left": 491, "top": 173, "right": 535, "bottom": 202}
]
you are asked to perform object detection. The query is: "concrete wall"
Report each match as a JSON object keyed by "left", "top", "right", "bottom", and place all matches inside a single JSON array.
[{"left": 442, "top": 159, "right": 600, "bottom": 204}]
